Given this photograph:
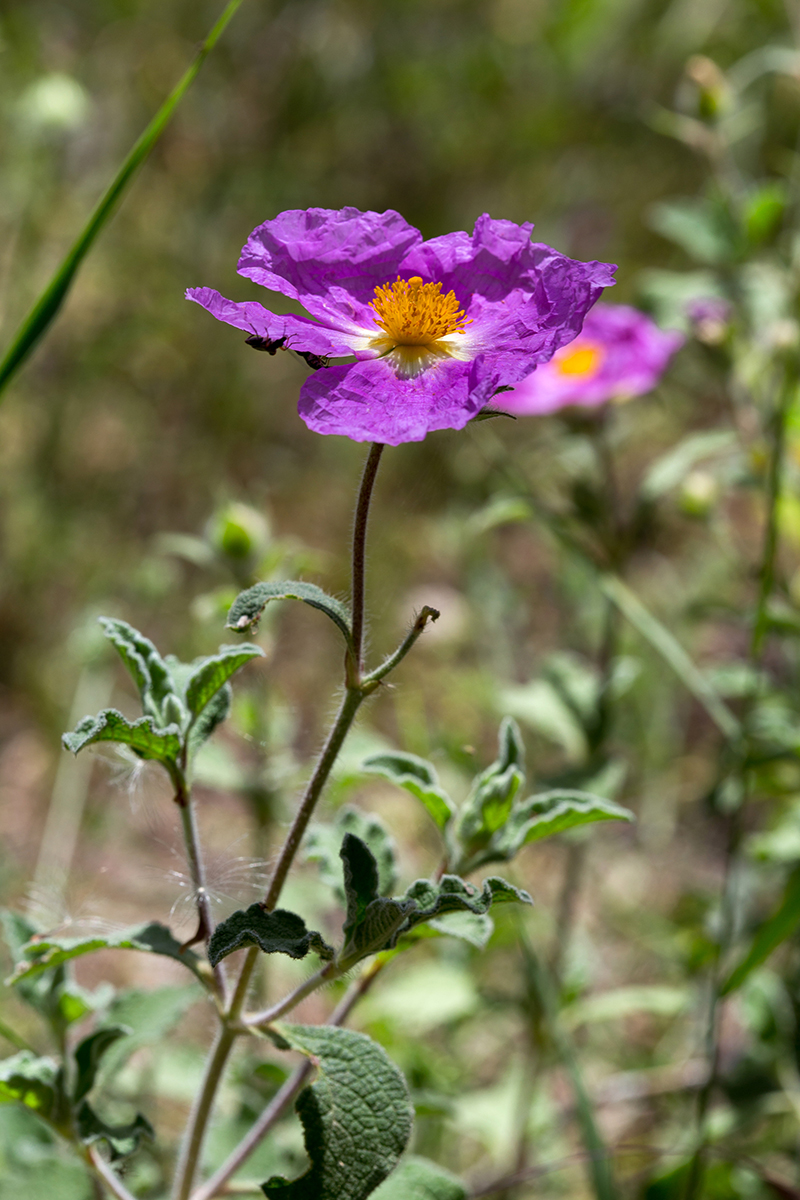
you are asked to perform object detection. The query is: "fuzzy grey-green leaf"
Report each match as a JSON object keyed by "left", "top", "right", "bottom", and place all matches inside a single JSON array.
[
  {"left": 99, "top": 618, "right": 176, "bottom": 709},
  {"left": 207, "top": 905, "right": 334, "bottom": 968},
  {"left": 262, "top": 1024, "right": 412, "bottom": 1200},
  {"left": 184, "top": 643, "right": 264, "bottom": 717},
  {"left": 9, "top": 921, "right": 205, "bottom": 984},
  {"left": 62, "top": 709, "right": 182, "bottom": 765},
  {"left": 306, "top": 807, "right": 398, "bottom": 900},
  {"left": 362, "top": 753, "right": 455, "bottom": 831},
  {"left": 498, "top": 789, "right": 634, "bottom": 857},
  {"left": 228, "top": 580, "right": 353, "bottom": 647}
]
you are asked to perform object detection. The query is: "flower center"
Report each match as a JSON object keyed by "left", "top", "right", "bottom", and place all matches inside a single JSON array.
[
  {"left": 370, "top": 276, "right": 470, "bottom": 346},
  {"left": 554, "top": 342, "right": 603, "bottom": 378}
]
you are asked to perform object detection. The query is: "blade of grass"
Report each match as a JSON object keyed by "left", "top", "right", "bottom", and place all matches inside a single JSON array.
[
  {"left": 599, "top": 573, "right": 742, "bottom": 745},
  {"left": 721, "top": 864, "right": 800, "bottom": 996},
  {"left": 0, "top": 0, "right": 248, "bottom": 397}
]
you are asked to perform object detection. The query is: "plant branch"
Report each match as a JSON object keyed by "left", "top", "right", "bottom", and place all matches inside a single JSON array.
[
  {"left": 189, "top": 959, "right": 388, "bottom": 1200},
  {"left": 243, "top": 961, "right": 340, "bottom": 1028},
  {"left": 362, "top": 604, "right": 440, "bottom": 687},
  {"left": 87, "top": 1146, "right": 140, "bottom": 1200},
  {"left": 177, "top": 786, "right": 226, "bottom": 999},
  {"left": 172, "top": 1026, "right": 238, "bottom": 1200},
  {"left": 684, "top": 365, "right": 795, "bottom": 1200}
]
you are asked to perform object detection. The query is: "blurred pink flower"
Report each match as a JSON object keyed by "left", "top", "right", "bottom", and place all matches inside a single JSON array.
[{"left": 501, "top": 303, "right": 683, "bottom": 415}]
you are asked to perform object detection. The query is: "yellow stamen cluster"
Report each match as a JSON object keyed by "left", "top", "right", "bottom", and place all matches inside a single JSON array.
[
  {"left": 555, "top": 343, "right": 603, "bottom": 378},
  {"left": 370, "top": 276, "right": 470, "bottom": 345}
]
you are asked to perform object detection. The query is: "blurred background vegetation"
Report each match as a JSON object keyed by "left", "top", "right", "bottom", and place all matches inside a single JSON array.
[{"left": 3, "top": 0, "right": 800, "bottom": 1197}]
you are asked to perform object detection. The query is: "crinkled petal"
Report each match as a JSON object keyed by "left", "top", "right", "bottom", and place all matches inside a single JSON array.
[
  {"left": 400, "top": 214, "right": 616, "bottom": 311},
  {"left": 237, "top": 208, "right": 422, "bottom": 331},
  {"left": 298, "top": 357, "right": 493, "bottom": 444},
  {"left": 185, "top": 287, "right": 360, "bottom": 357}
]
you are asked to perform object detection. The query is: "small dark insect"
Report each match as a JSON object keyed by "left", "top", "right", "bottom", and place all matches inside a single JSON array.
[
  {"left": 245, "top": 334, "right": 287, "bottom": 354},
  {"left": 296, "top": 350, "right": 330, "bottom": 370}
]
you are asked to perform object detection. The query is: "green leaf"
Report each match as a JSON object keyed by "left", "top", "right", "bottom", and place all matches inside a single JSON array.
[
  {"left": 424, "top": 912, "right": 494, "bottom": 949},
  {"left": 494, "top": 789, "right": 635, "bottom": 858},
  {"left": 648, "top": 197, "right": 738, "bottom": 264},
  {"left": 95, "top": 986, "right": 199, "bottom": 1084},
  {"left": 306, "top": 807, "right": 398, "bottom": 900},
  {"left": 400, "top": 875, "right": 532, "bottom": 936},
  {"left": 0, "top": 0, "right": 247, "bottom": 398},
  {"left": 339, "top": 835, "right": 415, "bottom": 964},
  {"left": 62, "top": 709, "right": 182, "bottom": 765},
  {"left": 99, "top": 618, "right": 176, "bottom": 712},
  {"left": 455, "top": 717, "right": 526, "bottom": 850},
  {"left": 371, "top": 1156, "right": 467, "bottom": 1200},
  {"left": 262, "top": 1024, "right": 412, "bottom": 1200},
  {"left": 9, "top": 921, "right": 206, "bottom": 985},
  {"left": 721, "top": 866, "right": 800, "bottom": 996},
  {"left": 73, "top": 1027, "right": 129, "bottom": 1104},
  {"left": 208, "top": 905, "right": 334, "bottom": 968},
  {"left": 187, "top": 685, "right": 231, "bottom": 757},
  {"left": 0, "top": 1052, "right": 61, "bottom": 1120},
  {"left": 361, "top": 754, "right": 455, "bottom": 832},
  {"left": 227, "top": 581, "right": 353, "bottom": 648},
  {"left": 76, "top": 1100, "right": 154, "bottom": 1161},
  {"left": 1, "top": 912, "right": 68, "bottom": 1020},
  {"left": 184, "top": 644, "right": 264, "bottom": 718},
  {"left": 640, "top": 431, "right": 737, "bottom": 502}
]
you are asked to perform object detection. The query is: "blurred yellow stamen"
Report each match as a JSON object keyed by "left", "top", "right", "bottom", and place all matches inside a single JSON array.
[
  {"left": 555, "top": 343, "right": 603, "bottom": 377},
  {"left": 370, "top": 276, "right": 470, "bottom": 345}
]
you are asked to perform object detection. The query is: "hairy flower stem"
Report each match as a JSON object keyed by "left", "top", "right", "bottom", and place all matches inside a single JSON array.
[
  {"left": 173, "top": 443, "right": 389, "bottom": 1200},
  {"left": 174, "top": 775, "right": 227, "bottom": 1001},
  {"left": 172, "top": 1025, "right": 238, "bottom": 1200},
  {"left": 685, "top": 366, "right": 794, "bottom": 1200},
  {"left": 350, "top": 442, "right": 385, "bottom": 675},
  {"left": 87, "top": 1145, "right": 140, "bottom": 1200}
]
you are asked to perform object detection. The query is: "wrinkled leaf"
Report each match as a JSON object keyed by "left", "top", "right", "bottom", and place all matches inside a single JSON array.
[
  {"left": 9, "top": 921, "right": 206, "bottom": 984},
  {"left": 228, "top": 581, "right": 353, "bottom": 648},
  {"left": 184, "top": 644, "right": 264, "bottom": 718},
  {"left": 262, "top": 1024, "right": 412, "bottom": 1200},
  {"left": 99, "top": 618, "right": 175, "bottom": 711},
  {"left": 371, "top": 1156, "right": 467, "bottom": 1200},
  {"left": 73, "top": 1027, "right": 129, "bottom": 1104},
  {"left": 496, "top": 789, "right": 634, "bottom": 856},
  {"left": 62, "top": 710, "right": 181, "bottom": 765},
  {"left": 208, "top": 905, "right": 334, "bottom": 968},
  {"left": 401, "top": 875, "right": 532, "bottom": 934},
  {"left": 338, "top": 837, "right": 530, "bottom": 965},
  {"left": 187, "top": 685, "right": 231, "bottom": 757},
  {"left": 362, "top": 753, "right": 455, "bottom": 832},
  {"left": 339, "top": 834, "right": 415, "bottom": 964},
  {"left": 76, "top": 1100, "right": 154, "bottom": 1161},
  {"left": 306, "top": 807, "right": 398, "bottom": 900}
]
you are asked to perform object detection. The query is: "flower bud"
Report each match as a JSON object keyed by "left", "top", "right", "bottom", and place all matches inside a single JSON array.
[
  {"left": 679, "top": 470, "right": 719, "bottom": 518},
  {"left": 207, "top": 503, "right": 271, "bottom": 562}
]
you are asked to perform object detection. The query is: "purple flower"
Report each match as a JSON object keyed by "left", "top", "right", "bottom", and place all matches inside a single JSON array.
[
  {"left": 501, "top": 303, "right": 683, "bottom": 416},
  {"left": 187, "top": 207, "right": 616, "bottom": 445}
]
